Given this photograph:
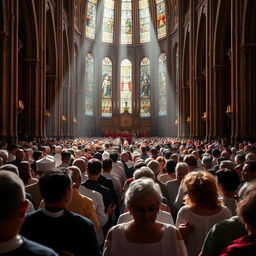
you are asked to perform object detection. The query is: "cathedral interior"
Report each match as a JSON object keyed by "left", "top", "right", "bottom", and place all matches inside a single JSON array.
[{"left": 0, "top": 0, "right": 256, "bottom": 143}]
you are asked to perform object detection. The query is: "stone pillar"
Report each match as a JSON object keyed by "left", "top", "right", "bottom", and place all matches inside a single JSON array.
[{"left": 24, "top": 59, "right": 40, "bottom": 138}]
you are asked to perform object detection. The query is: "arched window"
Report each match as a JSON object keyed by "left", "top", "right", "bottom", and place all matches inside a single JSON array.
[
  {"left": 156, "top": 0, "right": 167, "bottom": 39},
  {"left": 120, "top": 59, "right": 132, "bottom": 113},
  {"left": 102, "top": 57, "right": 112, "bottom": 117},
  {"left": 102, "top": 0, "right": 115, "bottom": 43},
  {"left": 140, "top": 57, "right": 151, "bottom": 117},
  {"left": 85, "top": 53, "right": 94, "bottom": 116},
  {"left": 139, "top": 0, "right": 151, "bottom": 43},
  {"left": 120, "top": 0, "right": 132, "bottom": 44},
  {"left": 86, "top": 0, "right": 97, "bottom": 39},
  {"left": 158, "top": 53, "right": 167, "bottom": 116}
]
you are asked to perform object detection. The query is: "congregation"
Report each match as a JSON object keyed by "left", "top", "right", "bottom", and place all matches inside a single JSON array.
[{"left": 0, "top": 136, "right": 256, "bottom": 255}]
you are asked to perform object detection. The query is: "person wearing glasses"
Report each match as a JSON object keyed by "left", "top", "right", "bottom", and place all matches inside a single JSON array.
[{"left": 102, "top": 178, "right": 187, "bottom": 256}]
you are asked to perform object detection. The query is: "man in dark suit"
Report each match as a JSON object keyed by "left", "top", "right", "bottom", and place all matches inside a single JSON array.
[{"left": 82, "top": 158, "right": 115, "bottom": 236}]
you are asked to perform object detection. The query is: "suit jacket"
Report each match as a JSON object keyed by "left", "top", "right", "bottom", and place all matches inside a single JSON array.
[{"left": 82, "top": 179, "right": 113, "bottom": 212}]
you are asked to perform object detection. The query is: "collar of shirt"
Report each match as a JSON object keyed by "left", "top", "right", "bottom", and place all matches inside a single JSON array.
[
  {"left": 42, "top": 207, "right": 65, "bottom": 218},
  {"left": 0, "top": 235, "right": 23, "bottom": 254}
]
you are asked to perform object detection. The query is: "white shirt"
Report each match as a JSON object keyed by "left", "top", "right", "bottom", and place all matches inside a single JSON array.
[{"left": 112, "top": 162, "right": 127, "bottom": 186}]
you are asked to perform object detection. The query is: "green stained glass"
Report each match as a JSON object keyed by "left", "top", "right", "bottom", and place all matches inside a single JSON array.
[
  {"left": 121, "top": 0, "right": 132, "bottom": 44},
  {"left": 102, "top": 0, "right": 115, "bottom": 43}
]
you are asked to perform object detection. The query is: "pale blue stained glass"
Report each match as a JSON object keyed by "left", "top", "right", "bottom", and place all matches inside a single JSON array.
[
  {"left": 86, "top": 0, "right": 97, "bottom": 39},
  {"left": 102, "top": 0, "right": 115, "bottom": 43},
  {"left": 85, "top": 53, "right": 94, "bottom": 116},
  {"left": 158, "top": 53, "right": 167, "bottom": 116},
  {"left": 121, "top": 0, "right": 132, "bottom": 44},
  {"left": 139, "top": 0, "right": 151, "bottom": 43},
  {"left": 140, "top": 57, "right": 151, "bottom": 117}
]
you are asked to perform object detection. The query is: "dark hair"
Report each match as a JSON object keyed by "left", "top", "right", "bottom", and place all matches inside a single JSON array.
[
  {"left": 18, "top": 161, "right": 32, "bottom": 185},
  {"left": 87, "top": 158, "right": 102, "bottom": 175},
  {"left": 165, "top": 160, "right": 176, "bottom": 173},
  {"left": 212, "top": 149, "right": 221, "bottom": 157},
  {"left": 134, "top": 161, "right": 147, "bottom": 171},
  {"left": 33, "top": 151, "right": 43, "bottom": 161},
  {"left": 216, "top": 169, "right": 240, "bottom": 191},
  {"left": 102, "top": 158, "right": 113, "bottom": 171},
  {"left": 93, "top": 152, "right": 102, "bottom": 161},
  {"left": 244, "top": 160, "right": 256, "bottom": 173},
  {"left": 163, "top": 150, "right": 172, "bottom": 159},
  {"left": 110, "top": 152, "right": 118, "bottom": 162},
  {"left": 61, "top": 150, "right": 72, "bottom": 159},
  {"left": 39, "top": 170, "right": 71, "bottom": 204}
]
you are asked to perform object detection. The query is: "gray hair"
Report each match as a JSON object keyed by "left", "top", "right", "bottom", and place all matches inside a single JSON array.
[
  {"left": 68, "top": 166, "right": 81, "bottom": 184},
  {"left": 147, "top": 160, "right": 160, "bottom": 176},
  {"left": 133, "top": 167, "right": 155, "bottom": 180},
  {"left": 0, "top": 150, "right": 9, "bottom": 163},
  {"left": 245, "top": 153, "right": 256, "bottom": 162},
  {"left": 175, "top": 162, "right": 189, "bottom": 173},
  {"left": 220, "top": 160, "right": 235, "bottom": 171},
  {"left": 0, "top": 164, "right": 19, "bottom": 176},
  {"left": 124, "top": 178, "right": 162, "bottom": 208},
  {"left": 0, "top": 171, "right": 25, "bottom": 221},
  {"left": 202, "top": 156, "right": 213, "bottom": 169}
]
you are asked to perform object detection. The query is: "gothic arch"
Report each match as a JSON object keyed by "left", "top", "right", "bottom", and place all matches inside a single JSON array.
[
  {"left": 212, "top": 0, "right": 231, "bottom": 139},
  {"left": 19, "top": 0, "right": 38, "bottom": 59},
  {"left": 194, "top": 12, "right": 206, "bottom": 138}
]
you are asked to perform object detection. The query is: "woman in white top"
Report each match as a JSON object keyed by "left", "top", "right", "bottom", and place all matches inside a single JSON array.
[
  {"left": 176, "top": 171, "right": 232, "bottom": 256},
  {"left": 103, "top": 178, "right": 187, "bottom": 256}
]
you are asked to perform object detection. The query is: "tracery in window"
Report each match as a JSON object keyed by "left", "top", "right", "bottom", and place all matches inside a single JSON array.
[
  {"left": 120, "top": 59, "right": 132, "bottom": 113},
  {"left": 102, "top": 57, "right": 112, "bottom": 117},
  {"left": 102, "top": 0, "right": 115, "bottom": 43},
  {"left": 158, "top": 53, "right": 167, "bottom": 116},
  {"left": 139, "top": 0, "right": 151, "bottom": 43},
  {"left": 86, "top": 0, "right": 97, "bottom": 39},
  {"left": 140, "top": 57, "right": 151, "bottom": 117},
  {"left": 156, "top": 0, "right": 167, "bottom": 39},
  {"left": 120, "top": 0, "right": 132, "bottom": 44},
  {"left": 85, "top": 53, "right": 94, "bottom": 116}
]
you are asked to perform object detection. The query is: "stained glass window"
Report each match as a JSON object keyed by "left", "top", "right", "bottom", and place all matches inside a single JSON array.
[
  {"left": 102, "top": 0, "right": 115, "bottom": 43},
  {"left": 120, "top": 59, "right": 132, "bottom": 113},
  {"left": 86, "top": 0, "right": 97, "bottom": 39},
  {"left": 139, "top": 0, "right": 150, "bottom": 43},
  {"left": 102, "top": 57, "right": 112, "bottom": 117},
  {"left": 156, "top": 0, "right": 166, "bottom": 39},
  {"left": 140, "top": 57, "right": 151, "bottom": 117},
  {"left": 121, "top": 0, "right": 132, "bottom": 44},
  {"left": 85, "top": 53, "right": 94, "bottom": 116},
  {"left": 158, "top": 53, "right": 167, "bottom": 116}
]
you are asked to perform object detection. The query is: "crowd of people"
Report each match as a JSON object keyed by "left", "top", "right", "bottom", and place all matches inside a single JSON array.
[{"left": 0, "top": 136, "right": 256, "bottom": 255}]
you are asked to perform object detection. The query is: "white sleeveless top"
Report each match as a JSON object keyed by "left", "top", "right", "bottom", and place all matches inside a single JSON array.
[{"left": 103, "top": 223, "right": 186, "bottom": 256}]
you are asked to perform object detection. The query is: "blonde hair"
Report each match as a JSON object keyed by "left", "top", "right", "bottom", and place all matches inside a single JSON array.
[{"left": 182, "top": 171, "right": 222, "bottom": 208}]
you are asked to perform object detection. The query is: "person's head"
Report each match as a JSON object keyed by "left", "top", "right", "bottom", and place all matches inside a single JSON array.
[
  {"left": 0, "top": 171, "right": 28, "bottom": 239},
  {"left": 93, "top": 152, "right": 102, "bottom": 161},
  {"left": 234, "top": 164, "right": 244, "bottom": 181},
  {"left": 170, "top": 154, "right": 178, "bottom": 163},
  {"left": 202, "top": 156, "right": 213, "bottom": 170},
  {"left": 18, "top": 161, "right": 32, "bottom": 186},
  {"left": 87, "top": 158, "right": 102, "bottom": 176},
  {"left": 68, "top": 166, "right": 82, "bottom": 188},
  {"left": 221, "top": 150, "right": 230, "bottom": 160},
  {"left": 121, "top": 152, "right": 129, "bottom": 162},
  {"left": 175, "top": 162, "right": 189, "bottom": 181},
  {"left": 245, "top": 152, "right": 256, "bottom": 162},
  {"left": 39, "top": 170, "right": 72, "bottom": 205},
  {"left": 183, "top": 171, "right": 221, "bottom": 208},
  {"left": 141, "top": 146, "right": 148, "bottom": 154},
  {"left": 61, "top": 150, "right": 72, "bottom": 165},
  {"left": 184, "top": 154, "right": 198, "bottom": 168},
  {"left": 165, "top": 159, "right": 176, "bottom": 174},
  {"left": 110, "top": 152, "right": 118, "bottom": 163},
  {"left": 212, "top": 149, "right": 221, "bottom": 158},
  {"left": 216, "top": 169, "right": 240, "bottom": 192},
  {"left": 147, "top": 160, "right": 160, "bottom": 177},
  {"left": 235, "top": 154, "right": 245, "bottom": 165},
  {"left": 219, "top": 160, "right": 235, "bottom": 171},
  {"left": 0, "top": 164, "right": 19, "bottom": 176},
  {"left": 156, "top": 156, "right": 166, "bottom": 171},
  {"left": 0, "top": 150, "right": 8, "bottom": 164},
  {"left": 55, "top": 145, "right": 63, "bottom": 154},
  {"left": 133, "top": 167, "right": 155, "bottom": 180},
  {"left": 150, "top": 147, "right": 158, "bottom": 159},
  {"left": 15, "top": 149, "right": 25, "bottom": 161},
  {"left": 73, "top": 158, "right": 87, "bottom": 173},
  {"left": 9, "top": 144, "right": 18, "bottom": 154},
  {"left": 102, "top": 158, "right": 113, "bottom": 172},
  {"left": 237, "top": 181, "right": 256, "bottom": 234},
  {"left": 32, "top": 151, "right": 43, "bottom": 161},
  {"left": 242, "top": 160, "right": 256, "bottom": 182},
  {"left": 125, "top": 178, "right": 162, "bottom": 224}
]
